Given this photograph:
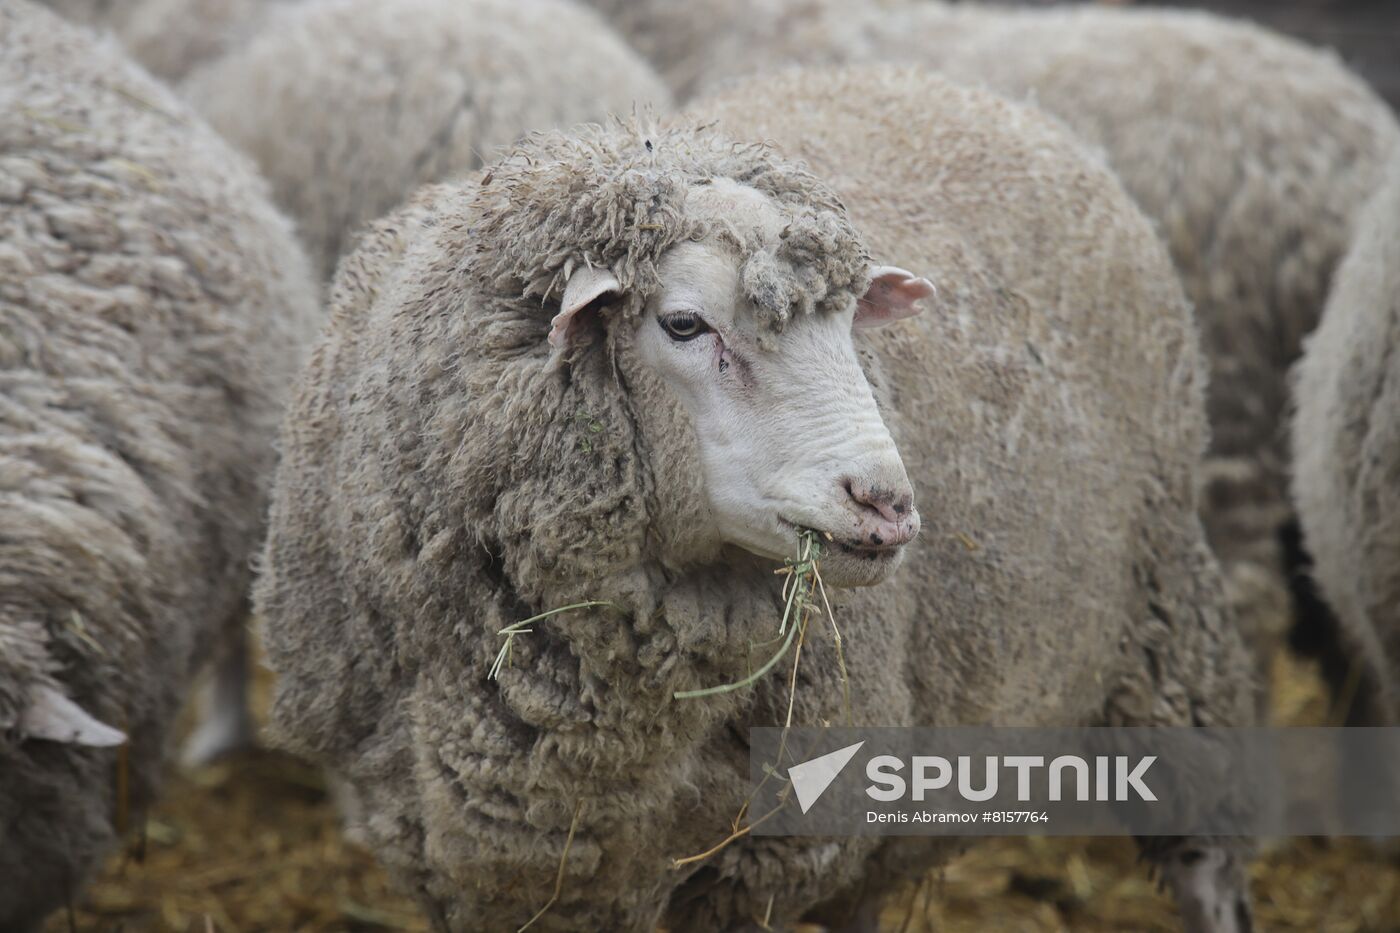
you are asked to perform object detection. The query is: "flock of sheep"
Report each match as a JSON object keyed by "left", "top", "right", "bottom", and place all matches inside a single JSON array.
[{"left": 1, "top": 0, "right": 1397, "bottom": 931}]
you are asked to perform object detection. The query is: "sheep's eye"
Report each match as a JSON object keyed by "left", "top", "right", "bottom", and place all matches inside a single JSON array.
[{"left": 659, "top": 312, "right": 711, "bottom": 342}]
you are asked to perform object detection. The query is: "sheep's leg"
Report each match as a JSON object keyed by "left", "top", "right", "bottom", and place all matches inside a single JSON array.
[
  {"left": 181, "top": 619, "right": 254, "bottom": 766},
  {"left": 1150, "top": 840, "right": 1253, "bottom": 933}
]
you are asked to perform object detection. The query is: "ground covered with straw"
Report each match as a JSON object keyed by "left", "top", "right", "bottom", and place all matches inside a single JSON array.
[{"left": 44, "top": 648, "right": 1400, "bottom": 933}]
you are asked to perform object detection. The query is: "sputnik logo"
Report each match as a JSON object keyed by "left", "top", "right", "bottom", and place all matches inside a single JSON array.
[{"left": 788, "top": 741, "right": 865, "bottom": 813}]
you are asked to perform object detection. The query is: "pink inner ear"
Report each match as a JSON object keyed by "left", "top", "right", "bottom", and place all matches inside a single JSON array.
[
  {"left": 855, "top": 265, "right": 936, "bottom": 330},
  {"left": 549, "top": 266, "right": 622, "bottom": 348}
]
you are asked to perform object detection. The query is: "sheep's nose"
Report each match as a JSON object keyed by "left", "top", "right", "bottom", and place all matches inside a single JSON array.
[{"left": 842, "top": 477, "right": 920, "bottom": 547}]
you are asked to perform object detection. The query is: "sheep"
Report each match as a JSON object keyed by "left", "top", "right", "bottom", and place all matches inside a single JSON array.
[
  {"left": 0, "top": 3, "right": 319, "bottom": 928},
  {"left": 182, "top": 0, "right": 673, "bottom": 281},
  {"left": 256, "top": 65, "right": 1257, "bottom": 933},
  {"left": 34, "top": 0, "right": 286, "bottom": 83},
  {"left": 1290, "top": 154, "right": 1400, "bottom": 728},
  {"left": 583, "top": 0, "right": 1400, "bottom": 695},
  {"left": 117, "top": 0, "right": 288, "bottom": 83}
]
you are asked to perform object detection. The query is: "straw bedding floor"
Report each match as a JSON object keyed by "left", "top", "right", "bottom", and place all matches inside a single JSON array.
[{"left": 42, "top": 650, "right": 1400, "bottom": 932}]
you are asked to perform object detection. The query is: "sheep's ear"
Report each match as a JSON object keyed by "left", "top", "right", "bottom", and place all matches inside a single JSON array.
[
  {"left": 549, "top": 266, "right": 622, "bottom": 349},
  {"left": 18, "top": 684, "right": 126, "bottom": 747},
  {"left": 854, "top": 265, "right": 935, "bottom": 330}
]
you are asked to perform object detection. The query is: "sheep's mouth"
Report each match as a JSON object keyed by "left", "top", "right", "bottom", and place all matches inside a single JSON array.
[
  {"left": 830, "top": 537, "right": 905, "bottom": 561},
  {"left": 771, "top": 517, "right": 908, "bottom": 587},
  {"left": 780, "top": 519, "right": 907, "bottom": 561}
]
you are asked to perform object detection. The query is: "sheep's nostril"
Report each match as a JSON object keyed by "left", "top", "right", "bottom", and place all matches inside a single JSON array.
[
  {"left": 844, "top": 477, "right": 906, "bottom": 524},
  {"left": 840, "top": 475, "right": 919, "bottom": 547}
]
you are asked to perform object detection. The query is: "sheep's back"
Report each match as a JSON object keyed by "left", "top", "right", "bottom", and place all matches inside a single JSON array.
[
  {"left": 184, "top": 0, "right": 673, "bottom": 279},
  {"left": 582, "top": 0, "right": 856, "bottom": 103},
  {"left": 120, "top": 0, "right": 285, "bottom": 82},
  {"left": 1291, "top": 155, "right": 1400, "bottom": 720},
  {"left": 893, "top": 4, "right": 1397, "bottom": 470}
]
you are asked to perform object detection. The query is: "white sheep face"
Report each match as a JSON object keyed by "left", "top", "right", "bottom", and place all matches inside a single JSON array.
[{"left": 553, "top": 180, "right": 932, "bottom": 587}]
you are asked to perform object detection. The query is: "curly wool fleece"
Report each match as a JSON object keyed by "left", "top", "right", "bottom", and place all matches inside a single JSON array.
[
  {"left": 260, "top": 71, "right": 1254, "bottom": 932},
  {"left": 472, "top": 122, "right": 870, "bottom": 329}
]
